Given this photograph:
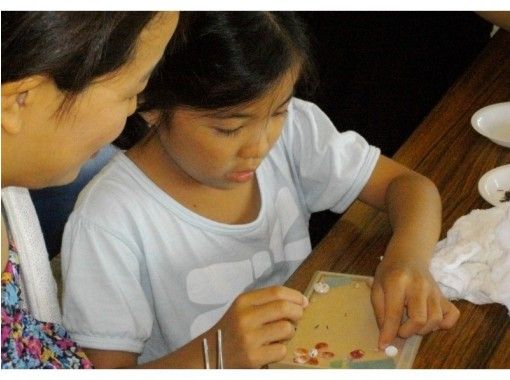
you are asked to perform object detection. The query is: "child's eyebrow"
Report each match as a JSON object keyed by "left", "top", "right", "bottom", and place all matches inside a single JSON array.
[{"left": 212, "top": 92, "right": 294, "bottom": 120}]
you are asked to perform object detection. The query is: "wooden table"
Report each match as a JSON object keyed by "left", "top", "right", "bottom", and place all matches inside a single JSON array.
[{"left": 286, "top": 29, "right": 510, "bottom": 368}]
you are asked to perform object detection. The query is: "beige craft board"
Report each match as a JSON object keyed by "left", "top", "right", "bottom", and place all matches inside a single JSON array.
[{"left": 270, "top": 271, "right": 422, "bottom": 369}]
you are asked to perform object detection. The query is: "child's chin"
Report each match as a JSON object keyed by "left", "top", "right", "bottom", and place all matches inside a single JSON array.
[{"left": 49, "top": 167, "right": 81, "bottom": 188}]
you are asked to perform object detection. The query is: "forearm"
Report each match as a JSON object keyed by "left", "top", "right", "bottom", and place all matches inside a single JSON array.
[
  {"left": 384, "top": 173, "right": 442, "bottom": 264},
  {"left": 371, "top": 172, "right": 459, "bottom": 347}
]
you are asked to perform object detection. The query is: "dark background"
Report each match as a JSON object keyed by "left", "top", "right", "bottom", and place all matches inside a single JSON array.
[{"left": 296, "top": 11, "right": 492, "bottom": 246}]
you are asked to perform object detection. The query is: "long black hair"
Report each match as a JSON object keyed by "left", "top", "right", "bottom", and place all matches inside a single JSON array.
[
  {"left": 117, "top": 11, "right": 316, "bottom": 149},
  {"left": 2, "top": 11, "right": 156, "bottom": 94}
]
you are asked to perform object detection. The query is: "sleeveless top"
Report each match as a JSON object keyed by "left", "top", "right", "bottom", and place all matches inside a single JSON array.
[{"left": 1, "top": 234, "right": 93, "bottom": 369}]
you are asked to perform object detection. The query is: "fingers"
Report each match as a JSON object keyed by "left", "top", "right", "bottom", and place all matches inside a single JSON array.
[
  {"left": 232, "top": 286, "right": 307, "bottom": 331},
  {"left": 242, "top": 286, "right": 308, "bottom": 308},
  {"left": 438, "top": 298, "right": 460, "bottom": 329},
  {"left": 370, "top": 284, "right": 385, "bottom": 330},
  {"left": 250, "top": 299, "right": 305, "bottom": 326},
  {"left": 375, "top": 280, "right": 456, "bottom": 348},
  {"left": 398, "top": 291, "right": 428, "bottom": 338},
  {"left": 258, "top": 319, "right": 297, "bottom": 345},
  {"left": 416, "top": 294, "right": 443, "bottom": 335},
  {"left": 241, "top": 320, "right": 297, "bottom": 368},
  {"left": 378, "top": 285, "right": 405, "bottom": 349},
  {"left": 221, "top": 286, "right": 307, "bottom": 368},
  {"left": 401, "top": 290, "right": 458, "bottom": 338}
]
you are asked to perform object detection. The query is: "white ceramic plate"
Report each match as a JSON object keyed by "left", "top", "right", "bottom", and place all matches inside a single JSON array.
[
  {"left": 471, "top": 102, "right": 510, "bottom": 148},
  {"left": 478, "top": 164, "right": 510, "bottom": 207}
]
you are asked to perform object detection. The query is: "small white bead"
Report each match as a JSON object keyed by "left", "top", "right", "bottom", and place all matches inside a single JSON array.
[
  {"left": 384, "top": 345, "right": 398, "bottom": 357},
  {"left": 313, "top": 281, "right": 330, "bottom": 294},
  {"left": 309, "top": 348, "right": 319, "bottom": 358}
]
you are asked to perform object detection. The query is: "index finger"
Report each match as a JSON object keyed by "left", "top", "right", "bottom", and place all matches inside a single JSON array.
[
  {"left": 242, "top": 286, "right": 309, "bottom": 308},
  {"left": 378, "top": 286, "right": 405, "bottom": 349}
]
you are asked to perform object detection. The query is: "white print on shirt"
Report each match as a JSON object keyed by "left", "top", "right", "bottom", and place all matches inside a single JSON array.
[{"left": 186, "top": 187, "right": 307, "bottom": 338}]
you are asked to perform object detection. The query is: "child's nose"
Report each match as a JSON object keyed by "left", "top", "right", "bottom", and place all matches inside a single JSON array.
[{"left": 239, "top": 128, "right": 271, "bottom": 160}]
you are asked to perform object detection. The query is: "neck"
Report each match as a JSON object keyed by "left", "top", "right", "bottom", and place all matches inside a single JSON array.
[
  {"left": 1, "top": 173, "right": 14, "bottom": 189},
  {"left": 127, "top": 134, "right": 261, "bottom": 225},
  {"left": 2, "top": 141, "right": 23, "bottom": 188},
  {"left": 128, "top": 132, "right": 206, "bottom": 192}
]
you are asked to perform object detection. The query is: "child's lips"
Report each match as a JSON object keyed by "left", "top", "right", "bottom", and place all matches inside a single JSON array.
[{"left": 228, "top": 170, "right": 255, "bottom": 183}]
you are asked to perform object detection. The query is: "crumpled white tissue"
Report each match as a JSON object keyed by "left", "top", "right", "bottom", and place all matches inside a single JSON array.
[{"left": 430, "top": 203, "right": 510, "bottom": 315}]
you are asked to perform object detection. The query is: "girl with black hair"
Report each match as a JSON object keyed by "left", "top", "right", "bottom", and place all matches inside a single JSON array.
[
  {"left": 62, "top": 12, "right": 459, "bottom": 368},
  {"left": 1, "top": 11, "right": 178, "bottom": 368}
]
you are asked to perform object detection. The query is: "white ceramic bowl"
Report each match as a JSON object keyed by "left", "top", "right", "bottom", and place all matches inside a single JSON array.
[
  {"left": 471, "top": 102, "right": 510, "bottom": 148},
  {"left": 478, "top": 164, "right": 510, "bottom": 207}
]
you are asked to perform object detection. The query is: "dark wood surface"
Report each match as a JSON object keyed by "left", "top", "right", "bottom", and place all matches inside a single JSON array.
[{"left": 286, "top": 29, "right": 510, "bottom": 368}]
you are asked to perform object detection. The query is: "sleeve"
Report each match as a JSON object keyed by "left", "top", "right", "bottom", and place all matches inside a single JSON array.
[
  {"left": 282, "top": 98, "right": 381, "bottom": 214},
  {"left": 61, "top": 212, "right": 152, "bottom": 353}
]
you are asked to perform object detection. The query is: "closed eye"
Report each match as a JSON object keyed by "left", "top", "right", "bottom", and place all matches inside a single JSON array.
[
  {"left": 272, "top": 109, "right": 289, "bottom": 117},
  {"left": 215, "top": 126, "right": 243, "bottom": 137}
]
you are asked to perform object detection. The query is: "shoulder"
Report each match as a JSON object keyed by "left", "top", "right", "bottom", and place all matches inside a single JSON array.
[
  {"left": 288, "top": 97, "right": 328, "bottom": 122},
  {"left": 71, "top": 153, "right": 148, "bottom": 226},
  {"left": 279, "top": 97, "right": 338, "bottom": 148},
  {"left": 285, "top": 97, "right": 336, "bottom": 134}
]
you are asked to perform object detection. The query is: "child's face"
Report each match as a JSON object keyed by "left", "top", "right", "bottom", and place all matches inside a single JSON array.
[{"left": 159, "top": 69, "right": 297, "bottom": 190}]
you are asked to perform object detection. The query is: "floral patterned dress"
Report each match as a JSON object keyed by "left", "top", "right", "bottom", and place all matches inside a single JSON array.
[{"left": 1, "top": 237, "right": 93, "bottom": 369}]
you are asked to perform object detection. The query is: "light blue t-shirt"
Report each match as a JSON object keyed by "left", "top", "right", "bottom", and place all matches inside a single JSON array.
[{"left": 61, "top": 98, "right": 380, "bottom": 364}]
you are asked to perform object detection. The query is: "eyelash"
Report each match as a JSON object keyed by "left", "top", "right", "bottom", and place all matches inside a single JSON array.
[
  {"left": 215, "top": 109, "right": 289, "bottom": 137},
  {"left": 274, "top": 110, "right": 289, "bottom": 117},
  {"left": 216, "top": 127, "right": 242, "bottom": 137}
]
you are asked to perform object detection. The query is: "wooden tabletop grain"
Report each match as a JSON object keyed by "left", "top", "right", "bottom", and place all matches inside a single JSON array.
[{"left": 286, "top": 29, "right": 510, "bottom": 368}]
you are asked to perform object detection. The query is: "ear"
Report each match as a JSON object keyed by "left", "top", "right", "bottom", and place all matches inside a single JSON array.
[
  {"left": 2, "top": 76, "right": 46, "bottom": 135},
  {"left": 139, "top": 110, "right": 160, "bottom": 128}
]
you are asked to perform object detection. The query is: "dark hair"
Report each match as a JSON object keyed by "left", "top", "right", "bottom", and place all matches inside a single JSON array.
[
  {"left": 2, "top": 11, "right": 156, "bottom": 94},
  {"left": 117, "top": 11, "right": 316, "bottom": 149}
]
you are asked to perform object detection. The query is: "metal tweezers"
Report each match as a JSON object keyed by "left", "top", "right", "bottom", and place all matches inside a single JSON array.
[{"left": 202, "top": 329, "right": 223, "bottom": 369}]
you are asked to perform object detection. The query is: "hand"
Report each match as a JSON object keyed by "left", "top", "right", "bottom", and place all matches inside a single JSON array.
[
  {"left": 370, "top": 258, "right": 460, "bottom": 350},
  {"left": 213, "top": 285, "right": 308, "bottom": 368}
]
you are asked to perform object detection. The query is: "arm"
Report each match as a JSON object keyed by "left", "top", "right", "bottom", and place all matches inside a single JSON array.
[
  {"left": 84, "top": 286, "right": 308, "bottom": 368},
  {"left": 358, "top": 155, "right": 460, "bottom": 349}
]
